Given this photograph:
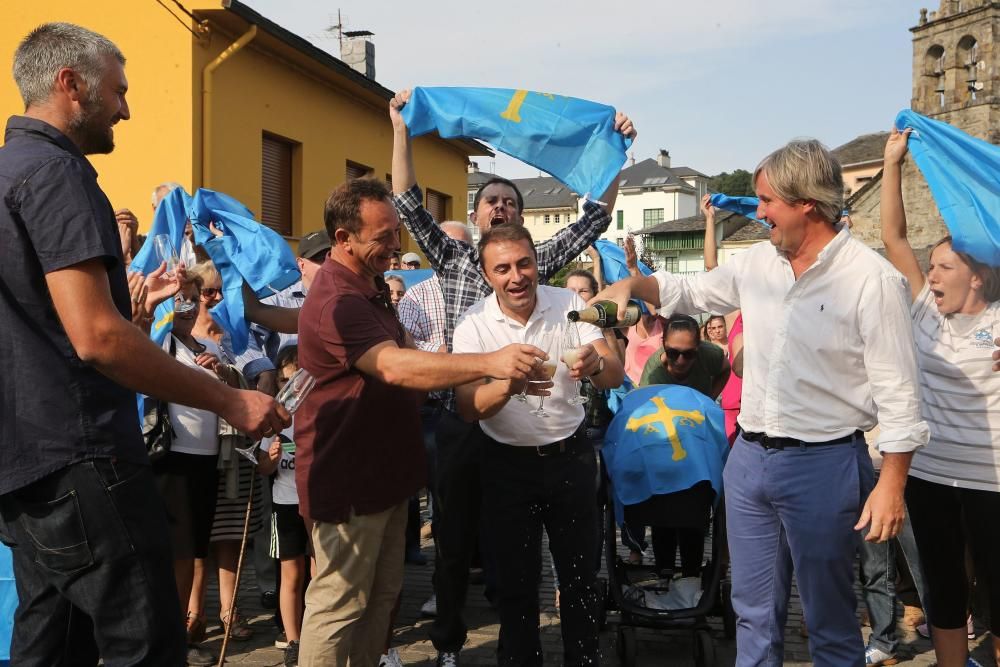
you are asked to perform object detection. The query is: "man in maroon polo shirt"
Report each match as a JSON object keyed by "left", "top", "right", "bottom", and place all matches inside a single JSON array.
[{"left": 295, "top": 178, "right": 547, "bottom": 665}]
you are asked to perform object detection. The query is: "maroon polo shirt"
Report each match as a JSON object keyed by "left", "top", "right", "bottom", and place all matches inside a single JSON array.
[{"left": 294, "top": 257, "right": 425, "bottom": 523}]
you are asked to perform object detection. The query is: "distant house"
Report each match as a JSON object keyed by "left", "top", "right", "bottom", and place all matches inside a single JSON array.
[
  {"left": 832, "top": 131, "right": 889, "bottom": 198},
  {"left": 612, "top": 151, "right": 711, "bottom": 247},
  {"left": 639, "top": 209, "right": 753, "bottom": 273}
]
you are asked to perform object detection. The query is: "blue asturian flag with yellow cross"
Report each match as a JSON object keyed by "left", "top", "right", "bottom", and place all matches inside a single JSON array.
[
  {"left": 602, "top": 385, "right": 729, "bottom": 524},
  {"left": 400, "top": 86, "right": 633, "bottom": 199}
]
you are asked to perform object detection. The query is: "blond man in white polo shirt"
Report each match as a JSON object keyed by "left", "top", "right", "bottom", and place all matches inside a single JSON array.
[{"left": 452, "top": 224, "right": 624, "bottom": 666}]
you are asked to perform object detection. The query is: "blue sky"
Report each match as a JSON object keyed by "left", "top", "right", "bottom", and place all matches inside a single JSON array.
[{"left": 245, "top": 0, "right": 930, "bottom": 178}]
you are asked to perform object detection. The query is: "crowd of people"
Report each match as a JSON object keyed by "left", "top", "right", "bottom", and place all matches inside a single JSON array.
[{"left": 1, "top": 20, "right": 999, "bottom": 667}]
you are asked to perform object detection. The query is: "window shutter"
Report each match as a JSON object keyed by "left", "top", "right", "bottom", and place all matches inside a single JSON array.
[
  {"left": 261, "top": 134, "right": 293, "bottom": 236},
  {"left": 426, "top": 188, "right": 448, "bottom": 222},
  {"left": 346, "top": 161, "right": 372, "bottom": 181}
]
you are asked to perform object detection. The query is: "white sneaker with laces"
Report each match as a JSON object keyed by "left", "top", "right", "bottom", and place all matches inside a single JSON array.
[
  {"left": 437, "top": 651, "right": 459, "bottom": 667},
  {"left": 420, "top": 594, "right": 438, "bottom": 617},
  {"left": 864, "top": 645, "right": 898, "bottom": 666},
  {"left": 379, "top": 648, "right": 403, "bottom": 667}
]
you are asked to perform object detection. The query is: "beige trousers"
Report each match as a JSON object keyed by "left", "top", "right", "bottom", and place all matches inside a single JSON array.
[{"left": 298, "top": 501, "right": 408, "bottom": 666}]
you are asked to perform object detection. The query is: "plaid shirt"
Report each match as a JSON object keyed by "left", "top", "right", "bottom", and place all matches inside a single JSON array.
[
  {"left": 397, "top": 274, "right": 447, "bottom": 400},
  {"left": 397, "top": 274, "right": 447, "bottom": 353},
  {"left": 394, "top": 184, "right": 612, "bottom": 410}
]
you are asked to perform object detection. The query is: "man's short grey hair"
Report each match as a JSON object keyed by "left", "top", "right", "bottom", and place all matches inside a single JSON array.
[
  {"left": 753, "top": 139, "right": 844, "bottom": 224},
  {"left": 13, "top": 23, "right": 124, "bottom": 108},
  {"left": 440, "top": 221, "right": 472, "bottom": 243},
  {"left": 152, "top": 182, "right": 184, "bottom": 207}
]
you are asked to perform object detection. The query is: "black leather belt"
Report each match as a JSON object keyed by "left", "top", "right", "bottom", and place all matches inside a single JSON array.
[
  {"left": 741, "top": 430, "right": 862, "bottom": 450},
  {"left": 492, "top": 428, "right": 591, "bottom": 457}
]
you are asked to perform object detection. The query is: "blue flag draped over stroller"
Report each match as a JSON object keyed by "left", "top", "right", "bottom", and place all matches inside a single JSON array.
[
  {"left": 602, "top": 385, "right": 729, "bottom": 525},
  {"left": 400, "top": 86, "right": 632, "bottom": 199},
  {"left": 895, "top": 109, "right": 1000, "bottom": 266}
]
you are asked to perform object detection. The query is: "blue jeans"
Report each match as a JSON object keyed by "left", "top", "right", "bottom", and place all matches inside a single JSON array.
[
  {"left": 859, "top": 472, "right": 929, "bottom": 655},
  {"left": 0, "top": 459, "right": 185, "bottom": 667},
  {"left": 725, "top": 434, "right": 873, "bottom": 667}
]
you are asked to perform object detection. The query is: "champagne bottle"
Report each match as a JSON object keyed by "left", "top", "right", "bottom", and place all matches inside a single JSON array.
[{"left": 567, "top": 300, "right": 641, "bottom": 328}]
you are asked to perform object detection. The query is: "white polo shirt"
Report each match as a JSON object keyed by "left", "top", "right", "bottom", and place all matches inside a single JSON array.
[{"left": 452, "top": 285, "right": 603, "bottom": 446}]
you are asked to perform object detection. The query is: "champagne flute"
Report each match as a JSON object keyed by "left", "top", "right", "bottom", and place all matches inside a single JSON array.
[
  {"left": 561, "top": 324, "right": 589, "bottom": 406},
  {"left": 235, "top": 369, "right": 316, "bottom": 464},
  {"left": 152, "top": 234, "right": 180, "bottom": 278},
  {"left": 529, "top": 361, "right": 558, "bottom": 418}
]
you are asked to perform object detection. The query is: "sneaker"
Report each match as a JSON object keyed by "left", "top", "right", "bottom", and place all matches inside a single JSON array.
[
  {"left": 967, "top": 659, "right": 984, "bottom": 667},
  {"left": 186, "top": 644, "right": 216, "bottom": 666},
  {"left": 379, "top": 648, "right": 403, "bottom": 667},
  {"left": 275, "top": 631, "right": 289, "bottom": 648},
  {"left": 865, "top": 645, "right": 898, "bottom": 666},
  {"left": 420, "top": 594, "right": 438, "bottom": 617},
  {"left": 967, "top": 614, "right": 976, "bottom": 639},
  {"left": 437, "top": 651, "right": 460, "bottom": 667},
  {"left": 284, "top": 640, "right": 299, "bottom": 667}
]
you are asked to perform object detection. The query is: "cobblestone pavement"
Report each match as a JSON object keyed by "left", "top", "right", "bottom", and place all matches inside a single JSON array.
[{"left": 201, "top": 525, "right": 995, "bottom": 666}]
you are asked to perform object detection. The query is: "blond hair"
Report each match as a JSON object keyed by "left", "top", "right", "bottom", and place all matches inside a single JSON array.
[
  {"left": 187, "top": 261, "right": 220, "bottom": 288},
  {"left": 753, "top": 139, "right": 844, "bottom": 224}
]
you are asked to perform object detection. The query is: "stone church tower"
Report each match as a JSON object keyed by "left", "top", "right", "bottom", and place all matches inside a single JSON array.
[{"left": 849, "top": 1, "right": 1000, "bottom": 257}]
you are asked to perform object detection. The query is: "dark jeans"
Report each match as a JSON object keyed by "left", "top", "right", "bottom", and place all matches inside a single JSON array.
[
  {"left": 482, "top": 436, "right": 599, "bottom": 667},
  {"left": 428, "top": 411, "right": 485, "bottom": 653},
  {"left": 0, "top": 459, "right": 185, "bottom": 666}
]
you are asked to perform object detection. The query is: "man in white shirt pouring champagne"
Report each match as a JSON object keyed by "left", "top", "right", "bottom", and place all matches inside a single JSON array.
[
  {"left": 588, "top": 139, "right": 929, "bottom": 666},
  {"left": 452, "top": 224, "right": 624, "bottom": 666}
]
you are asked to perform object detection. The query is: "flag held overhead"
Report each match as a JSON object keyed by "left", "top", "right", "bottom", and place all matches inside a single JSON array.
[{"left": 401, "top": 86, "right": 633, "bottom": 199}]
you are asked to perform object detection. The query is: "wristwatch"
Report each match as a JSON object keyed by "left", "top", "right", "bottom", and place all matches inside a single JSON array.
[{"left": 590, "top": 356, "right": 606, "bottom": 378}]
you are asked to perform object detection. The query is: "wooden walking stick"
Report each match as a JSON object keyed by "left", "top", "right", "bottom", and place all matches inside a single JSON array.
[{"left": 217, "top": 467, "right": 256, "bottom": 666}]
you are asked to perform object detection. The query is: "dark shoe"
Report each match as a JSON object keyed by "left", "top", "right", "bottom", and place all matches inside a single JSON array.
[
  {"left": 284, "top": 640, "right": 300, "bottom": 667},
  {"left": 275, "top": 630, "right": 289, "bottom": 648},
  {"left": 437, "top": 651, "right": 460, "bottom": 667},
  {"left": 185, "top": 612, "right": 206, "bottom": 644},
  {"left": 405, "top": 546, "right": 427, "bottom": 565},
  {"left": 186, "top": 644, "right": 216, "bottom": 666},
  {"left": 261, "top": 589, "right": 278, "bottom": 610}
]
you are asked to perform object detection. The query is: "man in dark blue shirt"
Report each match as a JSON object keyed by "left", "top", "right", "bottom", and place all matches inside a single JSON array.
[{"left": 0, "top": 23, "right": 289, "bottom": 666}]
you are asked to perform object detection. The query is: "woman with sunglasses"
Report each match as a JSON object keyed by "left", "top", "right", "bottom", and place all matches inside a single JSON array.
[
  {"left": 639, "top": 314, "right": 730, "bottom": 400},
  {"left": 625, "top": 314, "right": 730, "bottom": 579}
]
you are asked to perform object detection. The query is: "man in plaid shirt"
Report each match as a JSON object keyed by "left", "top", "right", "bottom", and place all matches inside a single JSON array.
[{"left": 390, "top": 88, "right": 636, "bottom": 667}]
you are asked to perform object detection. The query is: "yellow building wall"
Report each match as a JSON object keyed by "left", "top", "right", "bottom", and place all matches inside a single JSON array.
[
  {"left": 1, "top": 3, "right": 199, "bottom": 225},
  {"left": 194, "top": 26, "right": 469, "bottom": 252},
  {"left": 1, "top": 2, "right": 472, "bottom": 258}
]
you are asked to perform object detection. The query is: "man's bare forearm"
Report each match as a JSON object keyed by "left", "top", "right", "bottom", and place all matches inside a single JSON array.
[
  {"left": 392, "top": 127, "right": 417, "bottom": 194},
  {"left": 88, "top": 318, "right": 237, "bottom": 413},
  {"left": 457, "top": 380, "right": 512, "bottom": 422}
]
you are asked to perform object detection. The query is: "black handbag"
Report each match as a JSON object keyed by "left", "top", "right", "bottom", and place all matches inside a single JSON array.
[{"left": 142, "top": 337, "right": 176, "bottom": 462}]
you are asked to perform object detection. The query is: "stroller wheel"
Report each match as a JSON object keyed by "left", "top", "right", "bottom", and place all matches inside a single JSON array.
[
  {"left": 693, "top": 628, "right": 715, "bottom": 667},
  {"left": 616, "top": 625, "right": 637, "bottom": 666},
  {"left": 721, "top": 579, "right": 736, "bottom": 639}
]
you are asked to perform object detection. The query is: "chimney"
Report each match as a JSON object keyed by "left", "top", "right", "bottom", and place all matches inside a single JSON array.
[
  {"left": 341, "top": 33, "right": 375, "bottom": 79},
  {"left": 656, "top": 149, "right": 671, "bottom": 169},
  {"left": 468, "top": 161, "right": 479, "bottom": 174},
  {"left": 629, "top": 151, "right": 636, "bottom": 167}
]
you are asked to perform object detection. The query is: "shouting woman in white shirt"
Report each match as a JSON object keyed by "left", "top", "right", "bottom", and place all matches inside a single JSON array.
[{"left": 881, "top": 126, "right": 1000, "bottom": 667}]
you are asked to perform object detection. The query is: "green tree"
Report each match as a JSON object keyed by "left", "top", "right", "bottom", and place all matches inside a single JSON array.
[{"left": 709, "top": 169, "right": 754, "bottom": 196}]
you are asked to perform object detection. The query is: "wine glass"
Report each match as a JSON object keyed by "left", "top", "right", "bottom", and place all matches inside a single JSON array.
[
  {"left": 235, "top": 369, "right": 315, "bottom": 464},
  {"left": 561, "top": 324, "right": 589, "bottom": 406},
  {"left": 152, "top": 234, "right": 179, "bottom": 278},
  {"left": 529, "top": 361, "right": 558, "bottom": 418}
]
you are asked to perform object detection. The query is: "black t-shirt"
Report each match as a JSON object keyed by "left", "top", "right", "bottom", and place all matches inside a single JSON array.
[{"left": 0, "top": 116, "right": 147, "bottom": 495}]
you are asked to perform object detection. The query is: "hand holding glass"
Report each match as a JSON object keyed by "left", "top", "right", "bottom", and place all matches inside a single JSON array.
[
  {"left": 561, "top": 325, "right": 589, "bottom": 405},
  {"left": 235, "top": 369, "right": 315, "bottom": 464},
  {"left": 152, "top": 234, "right": 179, "bottom": 278},
  {"left": 529, "top": 362, "right": 558, "bottom": 418}
]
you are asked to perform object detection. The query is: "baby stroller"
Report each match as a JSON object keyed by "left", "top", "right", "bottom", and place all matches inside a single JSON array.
[{"left": 600, "top": 385, "right": 735, "bottom": 667}]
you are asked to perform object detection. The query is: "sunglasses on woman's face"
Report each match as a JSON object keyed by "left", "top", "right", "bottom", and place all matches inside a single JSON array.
[
  {"left": 201, "top": 287, "right": 221, "bottom": 299},
  {"left": 665, "top": 347, "right": 698, "bottom": 361}
]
